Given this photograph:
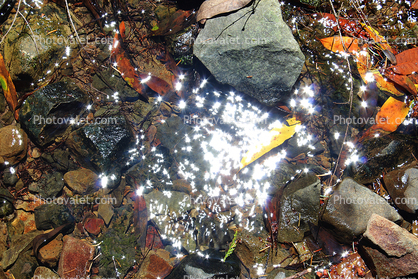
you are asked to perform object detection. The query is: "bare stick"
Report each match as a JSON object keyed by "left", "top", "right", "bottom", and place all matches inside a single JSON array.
[
  {"left": 0, "top": 0, "right": 22, "bottom": 45},
  {"left": 64, "top": 0, "right": 81, "bottom": 45}
]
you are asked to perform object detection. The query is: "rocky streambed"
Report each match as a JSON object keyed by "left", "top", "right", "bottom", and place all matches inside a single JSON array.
[{"left": 0, "top": 0, "right": 418, "bottom": 279}]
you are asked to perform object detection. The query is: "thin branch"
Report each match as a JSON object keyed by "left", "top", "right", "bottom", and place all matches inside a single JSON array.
[
  {"left": 64, "top": 0, "right": 81, "bottom": 45},
  {"left": 0, "top": 0, "right": 22, "bottom": 45}
]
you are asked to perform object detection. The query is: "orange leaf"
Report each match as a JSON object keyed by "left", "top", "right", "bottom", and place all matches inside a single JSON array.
[
  {"left": 151, "top": 10, "right": 194, "bottom": 36},
  {"left": 384, "top": 70, "right": 417, "bottom": 96},
  {"left": 356, "top": 50, "right": 372, "bottom": 80},
  {"left": 370, "top": 70, "right": 405, "bottom": 97},
  {"left": 361, "top": 23, "right": 396, "bottom": 63},
  {"left": 139, "top": 74, "right": 171, "bottom": 96},
  {"left": 373, "top": 97, "right": 410, "bottom": 132},
  {"left": 319, "top": 36, "right": 359, "bottom": 55},
  {"left": 389, "top": 48, "right": 418, "bottom": 75},
  {"left": 411, "top": 0, "right": 418, "bottom": 9},
  {"left": 0, "top": 53, "right": 19, "bottom": 120}
]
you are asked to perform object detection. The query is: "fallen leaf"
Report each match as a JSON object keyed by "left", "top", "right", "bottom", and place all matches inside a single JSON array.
[
  {"left": 373, "top": 97, "right": 411, "bottom": 132},
  {"left": 196, "top": 0, "right": 253, "bottom": 22},
  {"left": 371, "top": 69, "right": 405, "bottom": 97},
  {"left": 411, "top": 0, "right": 418, "bottom": 9},
  {"left": 384, "top": 70, "right": 417, "bottom": 96},
  {"left": 389, "top": 47, "right": 418, "bottom": 75},
  {"left": 0, "top": 53, "right": 19, "bottom": 120},
  {"left": 239, "top": 117, "right": 300, "bottom": 170},
  {"left": 319, "top": 36, "right": 359, "bottom": 54},
  {"left": 315, "top": 13, "right": 368, "bottom": 39},
  {"left": 151, "top": 10, "right": 194, "bottom": 36},
  {"left": 139, "top": 74, "right": 172, "bottom": 96}
]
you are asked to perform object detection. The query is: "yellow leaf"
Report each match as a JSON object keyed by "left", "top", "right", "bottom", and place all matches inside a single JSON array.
[
  {"left": 373, "top": 97, "right": 410, "bottom": 132},
  {"left": 239, "top": 117, "right": 301, "bottom": 170},
  {"left": 370, "top": 70, "right": 405, "bottom": 97},
  {"left": 0, "top": 53, "right": 18, "bottom": 120}
]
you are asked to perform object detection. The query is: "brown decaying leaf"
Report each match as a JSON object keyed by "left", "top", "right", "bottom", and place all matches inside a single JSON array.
[
  {"left": 0, "top": 53, "right": 19, "bottom": 120},
  {"left": 389, "top": 48, "right": 418, "bottom": 75},
  {"left": 384, "top": 70, "right": 417, "bottom": 96},
  {"left": 151, "top": 10, "right": 194, "bottom": 36},
  {"left": 196, "top": 0, "right": 253, "bottom": 22}
]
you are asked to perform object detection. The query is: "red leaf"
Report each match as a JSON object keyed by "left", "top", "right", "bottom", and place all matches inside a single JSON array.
[
  {"left": 411, "top": 0, "right": 418, "bottom": 9},
  {"left": 389, "top": 48, "right": 418, "bottom": 75},
  {"left": 145, "top": 225, "right": 164, "bottom": 249},
  {"left": 151, "top": 10, "right": 194, "bottom": 36},
  {"left": 139, "top": 74, "right": 172, "bottom": 96},
  {"left": 384, "top": 70, "right": 417, "bottom": 96}
]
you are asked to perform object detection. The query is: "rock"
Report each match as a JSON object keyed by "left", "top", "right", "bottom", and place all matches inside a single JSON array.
[
  {"left": 322, "top": 178, "right": 403, "bottom": 243},
  {"left": 33, "top": 266, "right": 59, "bottom": 279},
  {"left": 64, "top": 169, "right": 99, "bottom": 195},
  {"left": 32, "top": 148, "right": 41, "bottom": 159},
  {"left": 9, "top": 249, "right": 38, "bottom": 279},
  {"left": 28, "top": 171, "right": 64, "bottom": 199},
  {"left": 354, "top": 135, "right": 418, "bottom": 184},
  {"left": 66, "top": 113, "right": 133, "bottom": 185},
  {"left": 1, "top": 110, "right": 14, "bottom": 125},
  {"left": 276, "top": 174, "right": 321, "bottom": 243},
  {"left": 135, "top": 251, "right": 173, "bottom": 279},
  {"left": 383, "top": 162, "right": 418, "bottom": 213},
  {"left": 193, "top": 0, "right": 304, "bottom": 106},
  {"left": 91, "top": 68, "right": 139, "bottom": 102},
  {"left": 361, "top": 213, "right": 418, "bottom": 278},
  {"left": 2, "top": 2, "right": 71, "bottom": 90},
  {"left": 98, "top": 202, "right": 114, "bottom": 225},
  {"left": 38, "top": 238, "right": 63, "bottom": 267},
  {"left": 2, "top": 166, "right": 18, "bottom": 186},
  {"left": 165, "top": 249, "right": 240, "bottom": 279},
  {"left": 0, "top": 92, "right": 5, "bottom": 113},
  {"left": 83, "top": 216, "right": 104, "bottom": 236},
  {"left": 19, "top": 79, "right": 89, "bottom": 146},
  {"left": 58, "top": 236, "right": 95, "bottom": 279},
  {"left": 0, "top": 126, "right": 28, "bottom": 165},
  {"left": 34, "top": 203, "right": 75, "bottom": 230},
  {"left": 0, "top": 188, "right": 14, "bottom": 217},
  {"left": 0, "top": 222, "right": 8, "bottom": 257}
]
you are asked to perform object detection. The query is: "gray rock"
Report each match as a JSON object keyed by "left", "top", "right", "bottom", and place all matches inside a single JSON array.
[
  {"left": 66, "top": 113, "right": 133, "bottom": 187},
  {"left": 29, "top": 171, "right": 64, "bottom": 199},
  {"left": 382, "top": 162, "right": 418, "bottom": 213},
  {"left": 34, "top": 203, "right": 74, "bottom": 230},
  {"left": 354, "top": 135, "right": 418, "bottom": 184},
  {"left": 194, "top": 0, "right": 304, "bottom": 106},
  {"left": 2, "top": 2, "right": 71, "bottom": 89},
  {"left": 165, "top": 249, "right": 240, "bottom": 279},
  {"left": 277, "top": 175, "right": 321, "bottom": 243},
  {"left": 19, "top": 79, "right": 89, "bottom": 147},
  {"left": 322, "top": 178, "right": 402, "bottom": 243},
  {"left": 2, "top": 167, "right": 18, "bottom": 186}
]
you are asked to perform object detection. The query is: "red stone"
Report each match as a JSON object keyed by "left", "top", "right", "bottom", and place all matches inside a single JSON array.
[
  {"left": 145, "top": 225, "right": 164, "bottom": 249},
  {"left": 84, "top": 216, "right": 104, "bottom": 236},
  {"left": 58, "top": 236, "right": 95, "bottom": 279}
]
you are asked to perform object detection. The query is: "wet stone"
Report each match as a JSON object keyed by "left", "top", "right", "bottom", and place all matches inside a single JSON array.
[
  {"left": 165, "top": 249, "right": 240, "bottom": 279},
  {"left": 58, "top": 236, "right": 95, "bottom": 279},
  {"left": 28, "top": 171, "right": 64, "bottom": 199},
  {"left": 34, "top": 203, "right": 75, "bottom": 230},
  {"left": 322, "top": 178, "right": 403, "bottom": 243},
  {"left": 66, "top": 114, "right": 133, "bottom": 187},
  {"left": 0, "top": 126, "right": 28, "bottom": 166},
  {"left": 64, "top": 168, "right": 99, "bottom": 195},
  {"left": 19, "top": 79, "right": 89, "bottom": 147},
  {"left": 2, "top": 167, "right": 18, "bottom": 186}
]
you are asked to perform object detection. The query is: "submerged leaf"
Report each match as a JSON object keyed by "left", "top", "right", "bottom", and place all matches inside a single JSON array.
[
  {"left": 373, "top": 97, "right": 411, "bottom": 132},
  {"left": 196, "top": 0, "right": 253, "bottom": 22},
  {"left": 389, "top": 48, "right": 418, "bottom": 75},
  {"left": 0, "top": 53, "right": 19, "bottom": 120},
  {"left": 361, "top": 23, "right": 396, "bottom": 63},
  {"left": 239, "top": 117, "right": 300, "bottom": 170},
  {"left": 319, "top": 36, "right": 359, "bottom": 54}
]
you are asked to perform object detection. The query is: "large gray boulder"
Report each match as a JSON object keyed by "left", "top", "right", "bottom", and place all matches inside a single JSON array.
[{"left": 193, "top": 0, "right": 304, "bottom": 106}]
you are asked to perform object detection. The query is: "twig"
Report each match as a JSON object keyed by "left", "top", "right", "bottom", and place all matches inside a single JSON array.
[
  {"left": 64, "top": 0, "right": 81, "bottom": 45},
  {"left": 283, "top": 268, "right": 312, "bottom": 279},
  {"left": 0, "top": 0, "right": 22, "bottom": 45}
]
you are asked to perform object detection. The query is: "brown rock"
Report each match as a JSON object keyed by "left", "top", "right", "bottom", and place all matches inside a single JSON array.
[
  {"left": 64, "top": 169, "right": 98, "bottom": 195},
  {"left": 32, "top": 147, "right": 41, "bottom": 159},
  {"left": 34, "top": 266, "right": 59, "bottom": 279},
  {"left": 83, "top": 216, "right": 104, "bottom": 236},
  {"left": 58, "top": 236, "right": 95, "bottom": 279},
  {"left": 39, "top": 238, "right": 63, "bottom": 267},
  {"left": 0, "top": 126, "right": 28, "bottom": 165},
  {"left": 136, "top": 251, "right": 173, "bottom": 279},
  {"left": 361, "top": 213, "right": 418, "bottom": 278}
]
